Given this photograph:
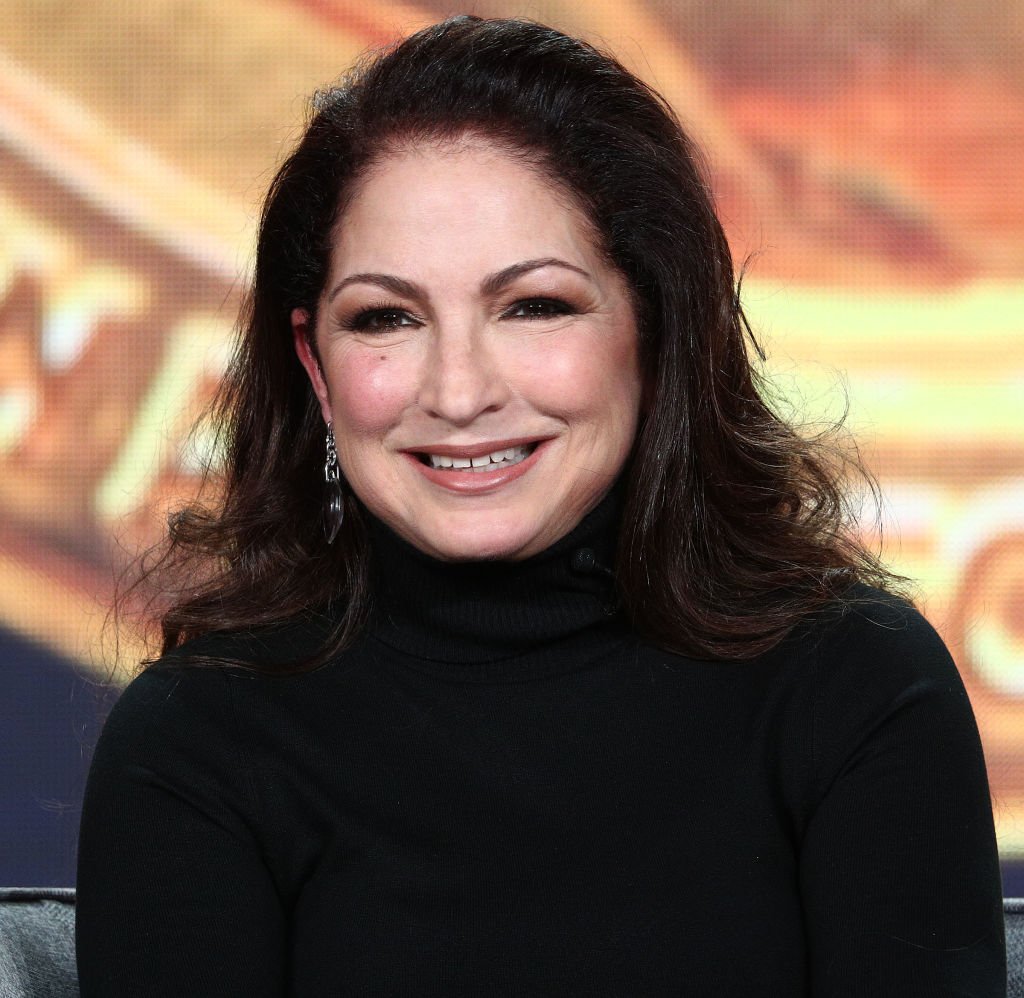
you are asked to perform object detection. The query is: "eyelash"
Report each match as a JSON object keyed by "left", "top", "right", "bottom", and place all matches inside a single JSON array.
[
  {"left": 502, "top": 297, "right": 575, "bottom": 320},
  {"left": 342, "top": 302, "right": 420, "bottom": 333},
  {"left": 340, "top": 297, "right": 576, "bottom": 333}
]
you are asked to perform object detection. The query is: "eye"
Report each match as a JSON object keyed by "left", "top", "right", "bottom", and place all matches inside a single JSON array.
[
  {"left": 503, "top": 298, "right": 575, "bottom": 320},
  {"left": 344, "top": 305, "right": 420, "bottom": 333}
]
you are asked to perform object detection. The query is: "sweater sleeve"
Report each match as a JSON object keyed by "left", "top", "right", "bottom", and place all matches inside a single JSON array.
[
  {"left": 797, "top": 598, "right": 1006, "bottom": 996},
  {"left": 76, "top": 665, "right": 286, "bottom": 997}
]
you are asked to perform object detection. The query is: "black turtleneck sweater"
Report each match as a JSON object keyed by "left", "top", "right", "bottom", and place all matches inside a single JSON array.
[{"left": 76, "top": 496, "right": 1005, "bottom": 996}]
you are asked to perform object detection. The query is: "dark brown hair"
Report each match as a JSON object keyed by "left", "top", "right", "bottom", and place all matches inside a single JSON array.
[{"left": 135, "top": 14, "right": 903, "bottom": 669}]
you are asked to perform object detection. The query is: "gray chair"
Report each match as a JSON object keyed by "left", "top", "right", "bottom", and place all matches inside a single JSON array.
[
  {"left": 1, "top": 888, "right": 1023, "bottom": 996},
  {"left": 0, "top": 889, "right": 77, "bottom": 998},
  {"left": 1007, "top": 898, "right": 1024, "bottom": 997}
]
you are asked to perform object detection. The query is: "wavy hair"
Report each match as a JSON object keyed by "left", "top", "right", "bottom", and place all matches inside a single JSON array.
[{"left": 131, "top": 15, "right": 904, "bottom": 669}]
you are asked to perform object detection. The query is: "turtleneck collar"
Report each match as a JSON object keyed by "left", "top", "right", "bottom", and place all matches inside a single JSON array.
[{"left": 366, "top": 485, "right": 627, "bottom": 672}]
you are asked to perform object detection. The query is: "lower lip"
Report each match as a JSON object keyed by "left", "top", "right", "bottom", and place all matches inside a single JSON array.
[{"left": 405, "top": 442, "right": 548, "bottom": 494}]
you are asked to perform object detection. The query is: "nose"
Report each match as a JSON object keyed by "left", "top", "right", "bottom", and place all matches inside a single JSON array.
[{"left": 416, "top": 322, "right": 510, "bottom": 426}]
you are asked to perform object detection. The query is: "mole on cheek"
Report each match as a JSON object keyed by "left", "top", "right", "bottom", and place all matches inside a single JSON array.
[{"left": 379, "top": 355, "right": 387, "bottom": 361}]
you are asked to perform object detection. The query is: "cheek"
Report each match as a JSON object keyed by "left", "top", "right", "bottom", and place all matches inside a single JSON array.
[
  {"left": 327, "top": 350, "right": 412, "bottom": 434},
  {"left": 520, "top": 330, "right": 641, "bottom": 422}
]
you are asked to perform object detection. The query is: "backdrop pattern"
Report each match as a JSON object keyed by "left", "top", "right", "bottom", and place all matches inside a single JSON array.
[{"left": 1, "top": 0, "right": 1022, "bottom": 885}]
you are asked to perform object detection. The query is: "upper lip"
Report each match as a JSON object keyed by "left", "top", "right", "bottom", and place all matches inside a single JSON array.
[{"left": 401, "top": 436, "right": 549, "bottom": 459}]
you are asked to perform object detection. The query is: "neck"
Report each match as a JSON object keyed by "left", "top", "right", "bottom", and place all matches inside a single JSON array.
[{"left": 366, "top": 486, "right": 626, "bottom": 672}]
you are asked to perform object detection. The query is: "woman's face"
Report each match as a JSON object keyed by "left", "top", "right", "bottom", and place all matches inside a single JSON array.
[{"left": 293, "top": 137, "right": 643, "bottom": 561}]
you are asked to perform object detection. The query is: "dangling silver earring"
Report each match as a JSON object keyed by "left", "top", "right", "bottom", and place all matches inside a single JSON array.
[{"left": 323, "top": 421, "right": 344, "bottom": 545}]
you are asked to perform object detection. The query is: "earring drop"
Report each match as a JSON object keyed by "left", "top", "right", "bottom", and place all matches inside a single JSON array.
[{"left": 323, "top": 421, "right": 344, "bottom": 544}]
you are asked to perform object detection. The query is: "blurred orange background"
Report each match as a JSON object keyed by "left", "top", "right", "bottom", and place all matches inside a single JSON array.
[{"left": 1, "top": 0, "right": 1022, "bottom": 871}]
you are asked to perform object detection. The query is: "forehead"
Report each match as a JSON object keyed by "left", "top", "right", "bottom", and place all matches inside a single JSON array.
[
  {"left": 353, "top": 133, "right": 578, "bottom": 207},
  {"left": 330, "top": 136, "right": 605, "bottom": 271}
]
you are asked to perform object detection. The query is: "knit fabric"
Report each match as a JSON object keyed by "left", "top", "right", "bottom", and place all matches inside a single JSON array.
[
  {"left": 76, "top": 496, "right": 1005, "bottom": 996},
  {"left": 0, "top": 889, "right": 78, "bottom": 998}
]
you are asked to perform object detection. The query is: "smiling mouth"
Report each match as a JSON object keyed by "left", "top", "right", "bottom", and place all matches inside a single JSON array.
[{"left": 417, "top": 442, "right": 538, "bottom": 472}]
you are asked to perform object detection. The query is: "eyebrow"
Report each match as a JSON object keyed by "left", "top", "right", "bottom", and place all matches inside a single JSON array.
[
  {"left": 481, "top": 258, "right": 591, "bottom": 296},
  {"left": 326, "top": 257, "right": 592, "bottom": 304}
]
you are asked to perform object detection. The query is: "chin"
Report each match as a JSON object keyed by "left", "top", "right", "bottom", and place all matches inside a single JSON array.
[
  {"left": 428, "top": 535, "right": 535, "bottom": 563},
  {"left": 418, "top": 514, "right": 549, "bottom": 563}
]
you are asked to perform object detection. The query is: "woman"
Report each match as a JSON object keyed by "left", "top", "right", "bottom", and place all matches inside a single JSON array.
[{"left": 76, "top": 15, "right": 1005, "bottom": 996}]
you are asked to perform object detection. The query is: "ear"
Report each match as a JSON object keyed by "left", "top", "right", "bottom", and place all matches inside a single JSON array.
[{"left": 292, "top": 307, "right": 332, "bottom": 425}]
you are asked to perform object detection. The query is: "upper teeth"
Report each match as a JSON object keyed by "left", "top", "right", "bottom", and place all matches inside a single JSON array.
[{"left": 428, "top": 445, "right": 532, "bottom": 471}]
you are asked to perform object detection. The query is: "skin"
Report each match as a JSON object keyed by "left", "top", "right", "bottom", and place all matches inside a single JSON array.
[{"left": 293, "top": 136, "right": 644, "bottom": 562}]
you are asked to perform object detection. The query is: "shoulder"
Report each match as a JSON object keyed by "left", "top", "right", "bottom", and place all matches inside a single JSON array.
[
  {"left": 102, "top": 611, "right": 342, "bottom": 746},
  {"left": 784, "top": 585, "right": 979, "bottom": 783},
  {"left": 96, "top": 658, "right": 234, "bottom": 770},
  {"left": 91, "top": 632, "right": 285, "bottom": 808},
  {"left": 786, "top": 583, "right": 958, "bottom": 690},
  {"left": 158, "top": 610, "right": 334, "bottom": 673},
  {"left": 98, "top": 628, "right": 275, "bottom": 754},
  {"left": 84, "top": 641, "right": 272, "bottom": 856}
]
